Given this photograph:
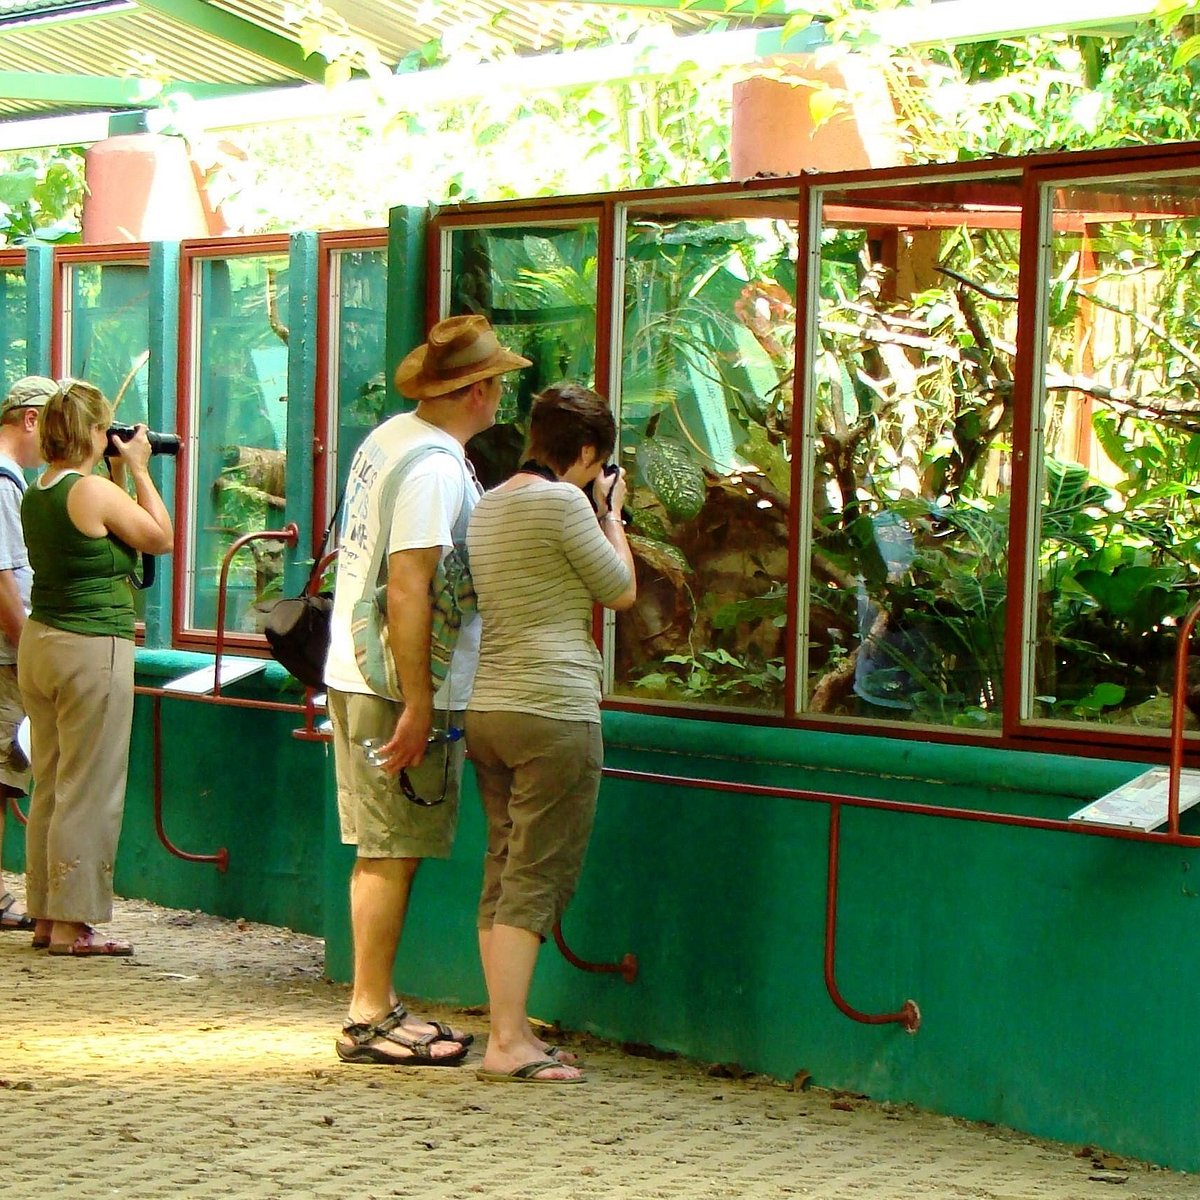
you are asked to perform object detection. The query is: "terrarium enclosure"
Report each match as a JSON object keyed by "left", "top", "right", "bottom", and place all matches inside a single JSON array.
[
  {"left": 7, "top": 141, "right": 1200, "bottom": 754},
  {"left": 431, "top": 143, "right": 1200, "bottom": 751}
]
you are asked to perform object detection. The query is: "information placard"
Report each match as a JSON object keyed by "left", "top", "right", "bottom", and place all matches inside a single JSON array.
[
  {"left": 162, "top": 657, "right": 266, "bottom": 695},
  {"left": 1069, "top": 766, "right": 1200, "bottom": 832}
]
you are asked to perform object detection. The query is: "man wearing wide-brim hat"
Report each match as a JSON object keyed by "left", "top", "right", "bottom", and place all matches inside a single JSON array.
[
  {"left": 0, "top": 376, "right": 54, "bottom": 934},
  {"left": 325, "top": 315, "right": 530, "bottom": 1066}
]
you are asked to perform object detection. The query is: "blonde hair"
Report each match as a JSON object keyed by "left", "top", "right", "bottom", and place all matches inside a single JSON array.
[{"left": 40, "top": 379, "right": 112, "bottom": 465}]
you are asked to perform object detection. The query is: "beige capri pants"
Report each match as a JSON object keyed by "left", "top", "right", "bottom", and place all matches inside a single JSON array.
[
  {"left": 17, "top": 619, "right": 135, "bottom": 925},
  {"left": 466, "top": 709, "right": 603, "bottom": 939}
]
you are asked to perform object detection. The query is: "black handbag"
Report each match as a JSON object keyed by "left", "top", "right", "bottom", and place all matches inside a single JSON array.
[
  {"left": 262, "top": 590, "right": 333, "bottom": 689},
  {"left": 260, "top": 495, "right": 342, "bottom": 690}
]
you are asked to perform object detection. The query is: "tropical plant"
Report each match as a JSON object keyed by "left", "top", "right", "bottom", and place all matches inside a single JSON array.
[
  {"left": 611, "top": 216, "right": 795, "bottom": 710},
  {"left": 0, "top": 147, "right": 85, "bottom": 245}
]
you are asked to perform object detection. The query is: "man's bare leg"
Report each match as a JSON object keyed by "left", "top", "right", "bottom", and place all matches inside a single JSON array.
[
  {"left": 348, "top": 855, "right": 416, "bottom": 1021},
  {"left": 343, "top": 857, "right": 465, "bottom": 1059}
]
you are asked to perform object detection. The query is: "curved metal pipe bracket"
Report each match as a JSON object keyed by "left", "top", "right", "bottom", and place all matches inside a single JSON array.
[
  {"left": 552, "top": 919, "right": 638, "bottom": 983},
  {"left": 288, "top": 691, "right": 331, "bottom": 744},
  {"left": 825, "top": 803, "right": 920, "bottom": 1033},
  {"left": 213, "top": 523, "right": 300, "bottom": 697},
  {"left": 1167, "top": 596, "right": 1200, "bottom": 832},
  {"left": 151, "top": 695, "right": 228, "bottom": 872}
]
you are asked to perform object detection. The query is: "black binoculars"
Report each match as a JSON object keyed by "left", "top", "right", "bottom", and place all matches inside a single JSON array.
[{"left": 104, "top": 424, "right": 181, "bottom": 458}]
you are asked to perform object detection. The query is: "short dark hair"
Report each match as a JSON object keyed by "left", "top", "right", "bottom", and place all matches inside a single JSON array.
[{"left": 526, "top": 382, "right": 615, "bottom": 474}]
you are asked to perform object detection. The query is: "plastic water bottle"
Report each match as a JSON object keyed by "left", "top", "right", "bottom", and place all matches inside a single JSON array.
[
  {"left": 358, "top": 737, "right": 388, "bottom": 768},
  {"left": 357, "top": 728, "right": 464, "bottom": 770}
]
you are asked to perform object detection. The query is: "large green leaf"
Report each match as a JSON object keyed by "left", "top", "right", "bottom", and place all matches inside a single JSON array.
[
  {"left": 0, "top": 168, "right": 37, "bottom": 208},
  {"left": 1045, "top": 458, "right": 1110, "bottom": 513},
  {"left": 739, "top": 424, "right": 792, "bottom": 498},
  {"left": 1073, "top": 564, "right": 1189, "bottom": 631},
  {"left": 636, "top": 438, "right": 706, "bottom": 521}
]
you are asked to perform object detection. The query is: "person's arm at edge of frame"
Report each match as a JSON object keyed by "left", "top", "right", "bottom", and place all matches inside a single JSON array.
[
  {"left": 595, "top": 468, "right": 636, "bottom": 611},
  {"left": 0, "top": 570, "right": 23, "bottom": 647},
  {"left": 376, "top": 544, "right": 442, "bottom": 774}
]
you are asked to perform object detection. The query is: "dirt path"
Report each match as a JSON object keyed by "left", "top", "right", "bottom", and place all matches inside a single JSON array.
[{"left": 1, "top": 887, "right": 1193, "bottom": 1199}]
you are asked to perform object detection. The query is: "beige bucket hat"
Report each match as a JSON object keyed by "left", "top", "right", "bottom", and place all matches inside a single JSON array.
[{"left": 394, "top": 315, "right": 531, "bottom": 400}]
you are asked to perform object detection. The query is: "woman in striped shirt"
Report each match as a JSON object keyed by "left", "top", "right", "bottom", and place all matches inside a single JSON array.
[{"left": 467, "top": 382, "right": 636, "bottom": 1084}]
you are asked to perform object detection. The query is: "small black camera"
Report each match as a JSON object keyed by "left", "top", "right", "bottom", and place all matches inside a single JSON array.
[
  {"left": 587, "top": 463, "right": 619, "bottom": 514},
  {"left": 104, "top": 423, "right": 181, "bottom": 458}
]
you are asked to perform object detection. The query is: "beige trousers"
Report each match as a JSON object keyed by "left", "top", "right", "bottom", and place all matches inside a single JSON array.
[
  {"left": 18, "top": 620, "right": 135, "bottom": 924},
  {"left": 466, "top": 709, "right": 603, "bottom": 939}
]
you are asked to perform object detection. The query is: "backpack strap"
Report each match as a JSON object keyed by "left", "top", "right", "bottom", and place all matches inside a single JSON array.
[
  {"left": 356, "top": 442, "right": 465, "bottom": 604},
  {"left": 0, "top": 464, "right": 26, "bottom": 494}
]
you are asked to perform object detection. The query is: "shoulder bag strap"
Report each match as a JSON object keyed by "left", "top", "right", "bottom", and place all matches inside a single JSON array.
[
  {"left": 304, "top": 485, "right": 347, "bottom": 595},
  {"left": 355, "top": 443, "right": 457, "bottom": 608}
]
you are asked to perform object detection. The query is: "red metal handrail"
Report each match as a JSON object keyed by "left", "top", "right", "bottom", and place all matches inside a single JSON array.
[
  {"left": 212, "top": 524, "right": 299, "bottom": 698},
  {"left": 604, "top": 732, "right": 1200, "bottom": 1034},
  {"left": 1166, "top": 596, "right": 1200, "bottom": 832},
  {"left": 150, "top": 694, "right": 228, "bottom": 872},
  {"left": 137, "top": 523, "right": 330, "bottom": 869},
  {"left": 825, "top": 802, "right": 920, "bottom": 1032},
  {"left": 7, "top": 791, "right": 26, "bottom": 827}
]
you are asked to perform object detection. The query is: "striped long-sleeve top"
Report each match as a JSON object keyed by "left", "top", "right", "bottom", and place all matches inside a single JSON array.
[{"left": 466, "top": 479, "right": 632, "bottom": 722}]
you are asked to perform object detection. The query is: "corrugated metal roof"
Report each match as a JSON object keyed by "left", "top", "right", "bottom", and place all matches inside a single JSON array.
[
  {"left": 230, "top": 0, "right": 717, "bottom": 60},
  {"left": 0, "top": 10, "right": 302, "bottom": 82},
  {"left": 0, "top": 0, "right": 126, "bottom": 18},
  {"left": 0, "top": 0, "right": 728, "bottom": 121}
]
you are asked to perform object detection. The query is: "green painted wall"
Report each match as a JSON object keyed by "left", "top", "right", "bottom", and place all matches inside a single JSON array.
[
  {"left": 0, "top": 654, "right": 326, "bottom": 936},
  {"left": 321, "top": 710, "right": 1200, "bottom": 1172},
  {"left": 5, "top": 649, "right": 1198, "bottom": 1172}
]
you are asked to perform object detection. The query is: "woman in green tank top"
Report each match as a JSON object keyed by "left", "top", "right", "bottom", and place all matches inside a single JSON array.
[{"left": 18, "top": 380, "right": 173, "bottom": 958}]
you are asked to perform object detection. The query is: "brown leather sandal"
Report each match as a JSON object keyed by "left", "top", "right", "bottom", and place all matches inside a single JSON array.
[{"left": 335, "top": 1019, "right": 467, "bottom": 1066}]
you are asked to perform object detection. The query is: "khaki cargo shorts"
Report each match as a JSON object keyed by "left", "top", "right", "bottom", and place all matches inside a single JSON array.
[{"left": 328, "top": 687, "right": 464, "bottom": 859}]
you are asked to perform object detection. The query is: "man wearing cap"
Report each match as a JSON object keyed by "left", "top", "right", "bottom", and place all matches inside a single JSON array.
[
  {"left": 325, "top": 315, "right": 530, "bottom": 1066},
  {"left": 0, "top": 376, "right": 53, "bottom": 932}
]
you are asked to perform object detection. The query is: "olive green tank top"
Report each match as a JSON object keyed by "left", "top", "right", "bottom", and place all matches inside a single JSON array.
[{"left": 22, "top": 472, "right": 138, "bottom": 639}]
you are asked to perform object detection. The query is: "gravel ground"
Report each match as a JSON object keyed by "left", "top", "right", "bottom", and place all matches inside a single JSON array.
[{"left": 1, "top": 884, "right": 1194, "bottom": 1200}]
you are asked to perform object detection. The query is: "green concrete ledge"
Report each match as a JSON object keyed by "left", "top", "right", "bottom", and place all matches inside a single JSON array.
[
  {"left": 134, "top": 646, "right": 308, "bottom": 699},
  {"left": 602, "top": 710, "right": 1146, "bottom": 804}
]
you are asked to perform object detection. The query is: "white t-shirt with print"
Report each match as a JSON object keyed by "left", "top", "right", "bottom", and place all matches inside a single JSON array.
[{"left": 324, "top": 412, "right": 481, "bottom": 707}]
